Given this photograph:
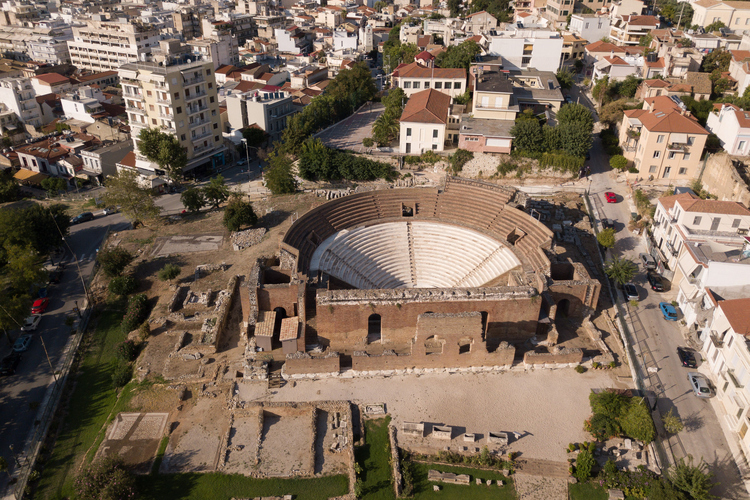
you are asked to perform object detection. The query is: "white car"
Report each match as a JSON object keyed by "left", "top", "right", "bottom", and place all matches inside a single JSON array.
[
  {"left": 21, "top": 315, "right": 42, "bottom": 332},
  {"left": 687, "top": 372, "right": 714, "bottom": 398}
]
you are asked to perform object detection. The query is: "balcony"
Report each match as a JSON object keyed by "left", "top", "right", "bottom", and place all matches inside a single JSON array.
[
  {"left": 727, "top": 369, "right": 744, "bottom": 389},
  {"left": 183, "top": 75, "right": 204, "bottom": 86},
  {"left": 126, "top": 105, "right": 146, "bottom": 113},
  {"left": 710, "top": 331, "right": 724, "bottom": 348},
  {"left": 160, "top": 125, "right": 176, "bottom": 135},
  {"left": 156, "top": 96, "right": 171, "bottom": 105},
  {"left": 190, "top": 130, "right": 212, "bottom": 142},
  {"left": 668, "top": 142, "right": 689, "bottom": 152},
  {"left": 186, "top": 104, "right": 208, "bottom": 115},
  {"left": 189, "top": 118, "right": 210, "bottom": 128},
  {"left": 184, "top": 90, "right": 207, "bottom": 102},
  {"left": 158, "top": 112, "right": 174, "bottom": 120}
]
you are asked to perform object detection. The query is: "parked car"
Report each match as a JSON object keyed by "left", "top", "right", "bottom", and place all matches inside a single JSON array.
[
  {"left": 639, "top": 252, "right": 657, "bottom": 270},
  {"left": 102, "top": 206, "right": 118, "bottom": 215},
  {"left": 677, "top": 347, "right": 697, "bottom": 368},
  {"left": 659, "top": 302, "right": 678, "bottom": 321},
  {"left": 0, "top": 352, "right": 21, "bottom": 376},
  {"left": 21, "top": 315, "right": 42, "bottom": 332},
  {"left": 236, "top": 159, "right": 248, "bottom": 166},
  {"left": 48, "top": 267, "right": 62, "bottom": 284},
  {"left": 647, "top": 272, "right": 665, "bottom": 292},
  {"left": 624, "top": 283, "right": 639, "bottom": 301},
  {"left": 605, "top": 192, "right": 617, "bottom": 203},
  {"left": 687, "top": 372, "right": 713, "bottom": 398},
  {"left": 565, "top": 95, "right": 574, "bottom": 104},
  {"left": 31, "top": 298, "right": 50, "bottom": 314},
  {"left": 71, "top": 211, "right": 94, "bottom": 224},
  {"left": 601, "top": 218, "right": 615, "bottom": 230},
  {"left": 13, "top": 334, "right": 32, "bottom": 352}
]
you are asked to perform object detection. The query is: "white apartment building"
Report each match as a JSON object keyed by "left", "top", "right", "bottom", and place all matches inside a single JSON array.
[
  {"left": 27, "top": 34, "right": 72, "bottom": 65},
  {"left": 569, "top": 14, "right": 611, "bottom": 43},
  {"left": 0, "top": 77, "right": 42, "bottom": 127},
  {"left": 393, "top": 62, "right": 467, "bottom": 99},
  {"left": 487, "top": 28, "right": 563, "bottom": 73},
  {"left": 61, "top": 86, "right": 105, "bottom": 124},
  {"left": 707, "top": 104, "right": 750, "bottom": 156},
  {"left": 400, "top": 88, "right": 452, "bottom": 154},
  {"left": 225, "top": 88, "right": 295, "bottom": 142},
  {"left": 119, "top": 40, "right": 226, "bottom": 179},
  {"left": 188, "top": 33, "right": 240, "bottom": 70},
  {"left": 67, "top": 19, "right": 168, "bottom": 72},
  {"left": 333, "top": 28, "right": 358, "bottom": 51}
]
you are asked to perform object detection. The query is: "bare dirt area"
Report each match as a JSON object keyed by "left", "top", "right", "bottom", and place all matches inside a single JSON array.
[
  {"left": 514, "top": 474, "right": 569, "bottom": 500},
  {"left": 314, "top": 408, "right": 350, "bottom": 475},
  {"left": 97, "top": 412, "right": 169, "bottom": 473},
  {"left": 258, "top": 406, "right": 315, "bottom": 477},
  {"left": 222, "top": 408, "right": 261, "bottom": 474}
]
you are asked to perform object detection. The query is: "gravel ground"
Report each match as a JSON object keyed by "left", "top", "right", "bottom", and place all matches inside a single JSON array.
[
  {"left": 239, "top": 368, "right": 627, "bottom": 463},
  {"left": 514, "top": 475, "right": 569, "bottom": 500}
]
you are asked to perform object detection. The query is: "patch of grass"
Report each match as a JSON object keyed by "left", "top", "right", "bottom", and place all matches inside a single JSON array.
[
  {"left": 410, "top": 462, "right": 516, "bottom": 499},
  {"left": 151, "top": 435, "right": 169, "bottom": 475},
  {"left": 569, "top": 481, "right": 609, "bottom": 500},
  {"left": 135, "top": 473, "right": 348, "bottom": 500},
  {"left": 355, "top": 417, "right": 394, "bottom": 500},
  {"left": 35, "top": 302, "right": 133, "bottom": 500}
]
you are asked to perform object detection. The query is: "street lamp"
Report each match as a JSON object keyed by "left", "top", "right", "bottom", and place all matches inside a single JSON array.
[{"left": 240, "top": 138, "right": 251, "bottom": 180}]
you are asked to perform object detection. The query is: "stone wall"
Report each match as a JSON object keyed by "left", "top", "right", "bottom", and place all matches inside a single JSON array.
[
  {"left": 523, "top": 347, "right": 583, "bottom": 366},
  {"left": 205, "top": 274, "right": 239, "bottom": 347},
  {"left": 700, "top": 153, "right": 750, "bottom": 207},
  {"left": 547, "top": 262, "right": 601, "bottom": 318},
  {"left": 283, "top": 350, "right": 341, "bottom": 376},
  {"left": 315, "top": 287, "right": 541, "bottom": 351},
  {"left": 389, "top": 424, "right": 402, "bottom": 498},
  {"left": 258, "top": 283, "right": 299, "bottom": 318}
]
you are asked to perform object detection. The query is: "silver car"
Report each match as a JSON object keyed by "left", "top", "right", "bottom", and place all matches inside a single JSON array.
[{"left": 687, "top": 372, "right": 714, "bottom": 398}]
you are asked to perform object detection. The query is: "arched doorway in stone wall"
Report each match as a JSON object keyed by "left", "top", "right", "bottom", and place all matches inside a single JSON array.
[{"left": 367, "top": 314, "right": 381, "bottom": 344}]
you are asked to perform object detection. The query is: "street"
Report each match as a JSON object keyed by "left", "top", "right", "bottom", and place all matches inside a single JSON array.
[{"left": 578, "top": 84, "right": 750, "bottom": 498}]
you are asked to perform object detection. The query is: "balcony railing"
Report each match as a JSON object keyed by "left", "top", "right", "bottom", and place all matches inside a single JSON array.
[
  {"left": 189, "top": 118, "right": 210, "bottom": 128},
  {"left": 156, "top": 96, "right": 171, "bottom": 105},
  {"left": 186, "top": 104, "right": 208, "bottom": 115},
  {"left": 126, "top": 105, "right": 146, "bottom": 114},
  {"left": 183, "top": 75, "right": 204, "bottom": 86},
  {"left": 184, "top": 90, "right": 207, "bottom": 102},
  {"left": 668, "top": 142, "right": 689, "bottom": 152},
  {"left": 727, "top": 369, "right": 744, "bottom": 389}
]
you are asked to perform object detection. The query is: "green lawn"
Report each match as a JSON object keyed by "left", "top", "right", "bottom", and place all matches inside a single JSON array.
[
  {"left": 409, "top": 462, "right": 517, "bottom": 499},
  {"left": 135, "top": 473, "right": 348, "bottom": 500},
  {"left": 355, "top": 417, "right": 395, "bottom": 500},
  {"left": 569, "top": 481, "right": 608, "bottom": 500},
  {"left": 35, "top": 302, "right": 133, "bottom": 500}
]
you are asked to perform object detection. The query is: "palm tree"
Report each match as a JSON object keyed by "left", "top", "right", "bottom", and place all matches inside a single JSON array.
[
  {"left": 372, "top": 112, "right": 399, "bottom": 146},
  {"left": 604, "top": 256, "right": 637, "bottom": 285}
]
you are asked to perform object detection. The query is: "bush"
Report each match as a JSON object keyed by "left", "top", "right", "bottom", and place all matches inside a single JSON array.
[
  {"left": 574, "top": 450, "right": 595, "bottom": 481},
  {"left": 116, "top": 340, "right": 139, "bottom": 362},
  {"left": 610, "top": 155, "right": 628, "bottom": 170},
  {"left": 586, "top": 413, "right": 622, "bottom": 441},
  {"left": 363, "top": 137, "right": 374, "bottom": 148},
  {"left": 628, "top": 166, "right": 639, "bottom": 174},
  {"left": 575, "top": 365, "right": 587, "bottom": 373},
  {"left": 538, "top": 152, "right": 584, "bottom": 174},
  {"left": 223, "top": 196, "right": 258, "bottom": 232},
  {"left": 74, "top": 455, "right": 136, "bottom": 500},
  {"left": 497, "top": 160, "right": 516, "bottom": 177},
  {"left": 157, "top": 263, "right": 181, "bottom": 281},
  {"left": 138, "top": 321, "right": 150, "bottom": 341},
  {"left": 450, "top": 149, "right": 473, "bottom": 174},
  {"left": 597, "top": 228, "right": 616, "bottom": 249},
  {"left": 108, "top": 275, "right": 136, "bottom": 296},
  {"left": 98, "top": 248, "right": 134, "bottom": 278},
  {"left": 122, "top": 294, "right": 149, "bottom": 334},
  {"left": 621, "top": 400, "right": 656, "bottom": 444},
  {"left": 111, "top": 360, "right": 132, "bottom": 388}
]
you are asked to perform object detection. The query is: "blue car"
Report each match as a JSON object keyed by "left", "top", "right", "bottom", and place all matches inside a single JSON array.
[{"left": 659, "top": 302, "right": 678, "bottom": 321}]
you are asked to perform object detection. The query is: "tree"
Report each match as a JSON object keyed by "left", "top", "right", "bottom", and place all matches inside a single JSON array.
[
  {"left": 435, "top": 40, "right": 482, "bottom": 70},
  {"left": 620, "top": 399, "right": 656, "bottom": 443},
  {"left": 382, "top": 87, "right": 406, "bottom": 119},
  {"left": 447, "top": 0, "right": 461, "bottom": 16},
  {"left": 109, "top": 275, "right": 136, "bottom": 296},
  {"left": 202, "top": 175, "right": 230, "bottom": 209},
  {"left": 701, "top": 48, "right": 731, "bottom": 74},
  {"left": 0, "top": 457, "right": 7, "bottom": 476},
  {"left": 223, "top": 195, "right": 258, "bottom": 231},
  {"left": 372, "top": 112, "right": 399, "bottom": 146},
  {"left": 667, "top": 456, "right": 716, "bottom": 500},
  {"left": 241, "top": 127, "right": 267, "bottom": 149},
  {"left": 0, "top": 204, "right": 70, "bottom": 259},
  {"left": 556, "top": 68, "right": 574, "bottom": 90},
  {"left": 605, "top": 256, "right": 638, "bottom": 285},
  {"left": 41, "top": 177, "right": 67, "bottom": 197},
  {"left": 600, "top": 99, "right": 628, "bottom": 128},
  {"left": 597, "top": 228, "right": 616, "bottom": 249},
  {"left": 264, "top": 151, "right": 297, "bottom": 195},
  {"left": 103, "top": 170, "right": 161, "bottom": 226},
  {"left": 704, "top": 20, "right": 726, "bottom": 32},
  {"left": 559, "top": 122, "right": 593, "bottom": 158},
  {"left": 542, "top": 125, "right": 562, "bottom": 152},
  {"left": 592, "top": 75, "right": 610, "bottom": 105},
  {"left": 137, "top": 128, "right": 187, "bottom": 183},
  {"left": 510, "top": 119, "right": 543, "bottom": 153},
  {"left": 74, "top": 455, "right": 137, "bottom": 500},
  {"left": 0, "top": 170, "right": 18, "bottom": 203},
  {"left": 663, "top": 408, "right": 684, "bottom": 435},
  {"left": 298, "top": 137, "right": 335, "bottom": 180},
  {"left": 325, "top": 62, "right": 377, "bottom": 114},
  {"left": 180, "top": 186, "right": 206, "bottom": 213},
  {"left": 157, "top": 263, "right": 181, "bottom": 281},
  {"left": 639, "top": 33, "right": 653, "bottom": 48},
  {"left": 617, "top": 75, "right": 642, "bottom": 98},
  {"left": 610, "top": 155, "right": 628, "bottom": 170},
  {"left": 574, "top": 450, "right": 595, "bottom": 481},
  {"left": 557, "top": 103, "right": 594, "bottom": 133},
  {"left": 450, "top": 149, "right": 474, "bottom": 174},
  {"left": 98, "top": 248, "right": 134, "bottom": 278},
  {"left": 374, "top": 0, "right": 386, "bottom": 11},
  {"left": 590, "top": 390, "right": 629, "bottom": 418}
]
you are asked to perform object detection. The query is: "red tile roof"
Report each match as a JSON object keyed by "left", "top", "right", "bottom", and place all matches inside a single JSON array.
[
  {"left": 400, "top": 88, "right": 450, "bottom": 124},
  {"left": 603, "top": 56, "right": 630, "bottom": 66},
  {"left": 658, "top": 192, "right": 698, "bottom": 210},
  {"left": 585, "top": 41, "right": 626, "bottom": 53},
  {"left": 643, "top": 79, "right": 671, "bottom": 88},
  {"left": 398, "top": 61, "right": 466, "bottom": 79},
  {"left": 720, "top": 298, "right": 750, "bottom": 336},
  {"left": 118, "top": 151, "right": 136, "bottom": 168},
  {"left": 679, "top": 198, "right": 750, "bottom": 215},
  {"left": 34, "top": 72, "right": 69, "bottom": 85}
]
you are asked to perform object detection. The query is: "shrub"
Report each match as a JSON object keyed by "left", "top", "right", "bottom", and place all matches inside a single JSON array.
[
  {"left": 116, "top": 340, "right": 139, "bottom": 362},
  {"left": 111, "top": 360, "right": 132, "bottom": 388},
  {"left": 586, "top": 413, "right": 622, "bottom": 441},
  {"left": 620, "top": 399, "right": 656, "bottom": 444},
  {"left": 98, "top": 248, "right": 134, "bottom": 278},
  {"left": 108, "top": 275, "right": 136, "bottom": 296},
  {"left": 538, "top": 151, "right": 584, "bottom": 174},
  {"left": 74, "top": 455, "right": 136, "bottom": 500},
  {"left": 122, "top": 294, "right": 148, "bottom": 334},
  {"left": 497, "top": 160, "right": 516, "bottom": 177},
  {"left": 363, "top": 137, "right": 374, "bottom": 148},
  {"left": 450, "top": 149, "right": 473, "bottom": 174},
  {"left": 628, "top": 166, "right": 639, "bottom": 174},
  {"left": 575, "top": 365, "right": 587, "bottom": 373},
  {"left": 138, "top": 321, "right": 150, "bottom": 341},
  {"left": 223, "top": 196, "right": 258, "bottom": 232},
  {"left": 157, "top": 263, "right": 181, "bottom": 281},
  {"left": 574, "top": 450, "right": 595, "bottom": 481},
  {"left": 597, "top": 228, "right": 616, "bottom": 249},
  {"left": 610, "top": 155, "right": 628, "bottom": 170},
  {"left": 663, "top": 408, "right": 684, "bottom": 435}
]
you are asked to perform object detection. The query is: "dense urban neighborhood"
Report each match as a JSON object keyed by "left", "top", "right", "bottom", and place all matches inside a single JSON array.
[{"left": 3, "top": 0, "right": 750, "bottom": 500}]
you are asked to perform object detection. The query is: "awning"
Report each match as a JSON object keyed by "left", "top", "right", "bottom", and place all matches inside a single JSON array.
[
  {"left": 77, "top": 169, "right": 99, "bottom": 178},
  {"left": 13, "top": 169, "right": 48, "bottom": 185}
]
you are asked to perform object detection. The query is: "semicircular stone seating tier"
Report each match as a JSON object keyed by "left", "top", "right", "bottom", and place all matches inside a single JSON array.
[{"left": 309, "top": 221, "right": 522, "bottom": 289}]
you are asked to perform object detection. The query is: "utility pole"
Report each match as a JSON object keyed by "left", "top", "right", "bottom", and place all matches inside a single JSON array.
[
  {"left": 677, "top": 1, "right": 686, "bottom": 29},
  {"left": 39, "top": 336, "right": 57, "bottom": 381}
]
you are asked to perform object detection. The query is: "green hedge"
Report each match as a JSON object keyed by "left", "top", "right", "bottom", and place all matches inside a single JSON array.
[{"left": 539, "top": 152, "right": 584, "bottom": 174}]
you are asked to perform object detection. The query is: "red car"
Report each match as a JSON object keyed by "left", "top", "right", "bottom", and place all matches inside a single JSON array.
[
  {"left": 31, "top": 298, "right": 50, "bottom": 314},
  {"left": 605, "top": 192, "right": 618, "bottom": 203}
]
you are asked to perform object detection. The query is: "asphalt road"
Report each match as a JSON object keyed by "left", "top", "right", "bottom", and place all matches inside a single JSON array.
[
  {"left": 0, "top": 210, "right": 130, "bottom": 495},
  {"left": 576, "top": 84, "right": 749, "bottom": 499}
]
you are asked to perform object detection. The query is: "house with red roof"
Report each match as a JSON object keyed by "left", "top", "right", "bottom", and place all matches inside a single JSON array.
[
  {"left": 31, "top": 72, "right": 72, "bottom": 95},
  {"left": 620, "top": 96, "right": 709, "bottom": 182},
  {"left": 609, "top": 15, "right": 660, "bottom": 47},
  {"left": 399, "top": 88, "right": 461, "bottom": 154},
  {"left": 592, "top": 55, "right": 638, "bottom": 82},
  {"left": 393, "top": 62, "right": 467, "bottom": 99}
]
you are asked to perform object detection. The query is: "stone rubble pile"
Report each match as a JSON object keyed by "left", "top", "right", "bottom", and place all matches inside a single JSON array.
[{"left": 231, "top": 228, "right": 267, "bottom": 251}]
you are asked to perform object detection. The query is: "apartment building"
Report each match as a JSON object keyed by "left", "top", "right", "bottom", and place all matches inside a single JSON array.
[
  {"left": 569, "top": 14, "right": 611, "bottom": 42},
  {"left": 118, "top": 40, "right": 226, "bottom": 179},
  {"left": 61, "top": 86, "right": 105, "bottom": 124},
  {"left": 609, "top": 15, "right": 659, "bottom": 46},
  {"left": 188, "top": 32, "right": 240, "bottom": 70},
  {"left": 487, "top": 28, "right": 563, "bottom": 73},
  {"left": 464, "top": 11, "right": 498, "bottom": 34},
  {"left": 67, "top": 19, "right": 167, "bottom": 72},
  {"left": 545, "top": 0, "right": 613, "bottom": 29},
  {"left": 27, "top": 35, "right": 72, "bottom": 65},
  {"left": 172, "top": 8, "right": 204, "bottom": 41},
  {"left": 692, "top": 0, "right": 750, "bottom": 30},
  {"left": 0, "top": 77, "right": 42, "bottom": 127},
  {"left": 619, "top": 96, "right": 709, "bottom": 182},
  {"left": 393, "top": 62, "right": 467, "bottom": 99},
  {"left": 707, "top": 104, "right": 750, "bottom": 155},
  {"left": 400, "top": 88, "right": 457, "bottom": 154},
  {"left": 225, "top": 88, "right": 295, "bottom": 141}
]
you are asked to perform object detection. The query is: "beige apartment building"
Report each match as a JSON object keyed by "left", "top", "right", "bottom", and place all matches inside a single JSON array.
[
  {"left": 619, "top": 96, "right": 709, "bottom": 182},
  {"left": 119, "top": 40, "right": 227, "bottom": 179},
  {"left": 545, "top": 0, "right": 613, "bottom": 29},
  {"left": 67, "top": 19, "right": 167, "bottom": 72}
]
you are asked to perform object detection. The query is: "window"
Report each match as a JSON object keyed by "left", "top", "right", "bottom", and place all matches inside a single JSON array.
[
  {"left": 406, "top": 127, "right": 412, "bottom": 136},
  {"left": 733, "top": 218, "right": 742, "bottom": 228},
  {"left": 174, "top": 92, "right": 179, "bottom": 99},
  {"left": 522, "top": 56, "right": 532, "bottom": 65},
  {"left": 684, "top": 152, "right": 691, "bottom": 160},
  {"left": 176, "top": 106, "right": 182, "bottom": 114},
  {"left": 653, "top": 151, "right": 661, "bottom": 158},
  {"left": 434, "top": 82, "right": 442, "bottom": 89},
  {"left": 687, "top": 136, "right": 695, "bottom": 145},
  {"left": 413, "top": 81, "right": 421, "bottom": 89},
  {"left": 679, "top": 167, "right": 687, "bottom": 175},
  {"left": 649, "top": 165, "right": 658, "bottom": 173},
  {"left": 181, "top": 134, "right": 186, "bottom": 140},
  {"left": 151, "top": 118, "right": 157, "bottom": 125},
  {"left": 149, "top": 104, "right": 155, "bottom": 111},
  {"left": 215, "top": 136, "right": 219, "bottom": 142},
  {"left": 444, "top": 82, "right": 452, "bottom": 89},
  {"left": 212, "top": 110, "right": 216, "bottom": 116},
  {"left": 433, "top": 129, "right": 438, "bottom": 138},
  {"left": 454, "top": 82, "right": 461, "bottom": 90},
  {"left": 668, "top": 151, "right": 676, "bottom": 159},
  {"left": 740, "top": 141, "right": 746, "bottom": 151},
  {"left": 147, "top": 90, "right": 152, "bottom": 97},
  {"left": 693, "top": 216, "right": 702, "bottom": 225},
  {"left": 424, "top": 81, "right": 430, "bottom": 88},
  {"left": 403, "top": 81, "right": 411, "bottom": 88},
  {"left": 737, "top": 18, "right": 741, "bottom": 24},
  {"left": 210, "top": 96, "right": 214, "bottom": 103},
  {"left": 213, "top": 123, "right": 218, "bottom": 129},
  {"left": 208, "top": 82, "right": 213, "bottom": 89},
  {"left": 432, "top": 144, "right": 437, "bottom": 150},
  {"left": 657, "top": 134, "right": 665, "bottom": 143}
]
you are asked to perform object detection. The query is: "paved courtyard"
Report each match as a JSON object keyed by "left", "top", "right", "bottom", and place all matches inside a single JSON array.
[{"left": 316, "top": 102, "right": 385, "bottom": 152}]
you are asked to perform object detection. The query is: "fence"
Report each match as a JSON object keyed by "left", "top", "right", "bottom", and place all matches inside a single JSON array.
[{"left": 583, "top": 192, "right": 670, "bottom": 471}]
